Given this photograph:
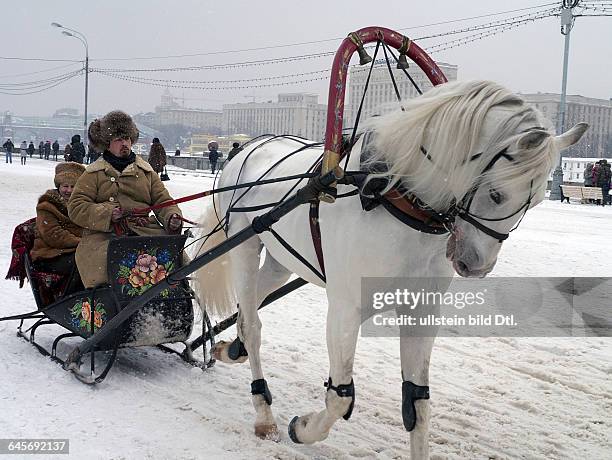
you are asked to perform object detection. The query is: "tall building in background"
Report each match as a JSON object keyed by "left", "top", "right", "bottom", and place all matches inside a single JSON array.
[
  {"left": 154, "top": 89, "right": 223, "bottom": 133},
  {"left": 345, "top": 61, "right": 458, "bottom": 127},
  {"left": 223, "top": 93, "right": 327, "bottom": 141},
  {"left": 521, "top": 93, "right": 612, "bottom": 158}
]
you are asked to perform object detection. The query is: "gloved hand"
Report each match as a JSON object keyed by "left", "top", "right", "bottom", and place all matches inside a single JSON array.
[
  {"left": 168, "top": 213, "right": 182, "bottom": 232},
  {"left": 111, "top": 207, "right": 124, "bottom": 223},
  {"left": 132, "top": 216, "right": 150, "bottom": 227}
]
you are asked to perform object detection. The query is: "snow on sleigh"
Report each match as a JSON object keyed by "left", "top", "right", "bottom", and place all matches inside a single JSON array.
[{"left": 6, "top": 223, "right": 213, "bottom": 384}]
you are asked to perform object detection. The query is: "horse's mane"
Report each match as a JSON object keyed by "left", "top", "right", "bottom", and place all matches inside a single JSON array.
[{"left": 362, "top": 80, "right": 556, "bottom": 210}]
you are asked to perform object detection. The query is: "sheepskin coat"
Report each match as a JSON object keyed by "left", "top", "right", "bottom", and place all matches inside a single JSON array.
[
  {"left": 68, "top": 154, "right": 181, "bottom": 288},
  {"left": 30, "top": 189, "right": 82, "bottom": 262}
]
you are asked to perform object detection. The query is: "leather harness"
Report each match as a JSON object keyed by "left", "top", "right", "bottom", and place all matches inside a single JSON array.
[
  {"left": 308, "top": 131, "right": 535, "bottom": 281},
  {"left": 308, "top": 133, "right": 451, "bottom": 281}
]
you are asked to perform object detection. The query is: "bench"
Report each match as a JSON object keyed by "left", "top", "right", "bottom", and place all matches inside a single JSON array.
[{"left": 560, "top": 185, "right": 604, "bottom": 204}]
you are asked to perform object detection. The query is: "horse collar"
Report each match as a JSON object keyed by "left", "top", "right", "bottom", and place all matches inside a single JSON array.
[{"left": 358, "top": 132, "right": 453, "bottom": 236}]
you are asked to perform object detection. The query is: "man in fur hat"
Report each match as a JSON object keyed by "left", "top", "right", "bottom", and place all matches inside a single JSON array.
[
  {"left": 31, "top": 162, "right": 86, "bottom": 298},
  {"left": 68, "top": 110, "right": 183, "bottom": 288}
]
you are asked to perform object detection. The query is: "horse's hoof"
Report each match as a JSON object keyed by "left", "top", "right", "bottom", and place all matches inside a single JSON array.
[
  {"left": 288, "top": 416, "right": 303, "bottom": 444},
  {"left": 255, "top": 423, "right": 280, "bottom": 442},
  {"left": 211, "top": 341, "right": 248, "bottom": 364}
]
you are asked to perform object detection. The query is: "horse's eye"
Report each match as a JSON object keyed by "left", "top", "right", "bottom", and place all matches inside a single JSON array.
[{"left": 489, "top": 188, "right": 504, "bottom": 204}]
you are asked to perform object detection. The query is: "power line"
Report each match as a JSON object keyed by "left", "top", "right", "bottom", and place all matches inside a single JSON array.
[
  {"left": 0, "top": 62, "right": 82, "bottom": 79},
  {"left": 0, "top": 72, "right": 81, "bottom": 95},
  {"left": 416, "top": 7, "right": 559, "bottom": 40},
  {"left": 0, "top": 56, "right": 81, "bottom": 63},
  {"left": 0, "top": 69, "right": 84, "bottom": 89},
  {"left": 92, "top": 7, "right": 557, "bottom": 75},
  {"left": 95, "top": 70, "right": 329, "bottom": 90},
  {"left": 88, "top": 2, "right": 559, "bottom": 62},
  {"left": 426, "top": 12, "right": 557, "bottom": 53},
  {"left": 95, "top": 68, "right": 331, "bottom": 85},
  {"left": 93, "top": 11, "right": 556, "bottom": 92},
  {"left": 0, "top": 3, "right": 560, "bottom": 80},
  {"left": 92, "top": 51, "right": 336, "bottom": 73}
]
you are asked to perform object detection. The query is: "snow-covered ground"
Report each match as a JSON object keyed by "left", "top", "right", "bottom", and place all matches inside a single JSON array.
[{"left": 0, "top": 158, "right": 610, "bottom": 459}]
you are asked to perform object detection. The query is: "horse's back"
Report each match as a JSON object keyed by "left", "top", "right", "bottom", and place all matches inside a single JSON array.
[{"left": 217, "top": 136, "right": 324, "bottom": 212}]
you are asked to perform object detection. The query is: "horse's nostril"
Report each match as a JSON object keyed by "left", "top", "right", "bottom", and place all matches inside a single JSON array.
[{"left": 457, "top": 260, "right": 469, "bottom": 273}]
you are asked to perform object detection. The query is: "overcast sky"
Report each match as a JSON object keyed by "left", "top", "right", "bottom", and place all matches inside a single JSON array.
[{"left": 1, "top": 0, "right": 610, "bottom": 117}]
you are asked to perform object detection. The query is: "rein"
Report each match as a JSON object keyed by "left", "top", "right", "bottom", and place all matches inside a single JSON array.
[
  {"left": 114, "top": 131, "right": 533, "bottom": 282},
  {"left": 128, "top": 173, "right": 320, "bottom": 217}
]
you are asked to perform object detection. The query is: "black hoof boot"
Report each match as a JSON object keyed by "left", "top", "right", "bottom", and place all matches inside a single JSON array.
[
  {"left": 288, "top": 416, "right": 302, "bottom": 444},
  {"left": 402, "top": 381, "right": 430, "bottom": 431},
  {"left": 228, "top": 337, "right": 248, "bottom": 360},
  {"left": 251, "top": 378, "right": 272, "bottom": 405}
]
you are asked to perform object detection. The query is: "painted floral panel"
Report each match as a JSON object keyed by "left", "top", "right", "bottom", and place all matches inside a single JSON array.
[
  {"left": 71, "top": 298, "right": 107, "bottom": 333},
  {"left": 116, "top": 248, "right": 174, "bottom": 297}
]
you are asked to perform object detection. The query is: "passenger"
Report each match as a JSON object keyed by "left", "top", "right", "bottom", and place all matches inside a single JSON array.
[
  {"left": 30, "top": 162, "right": 86, "bottom": 295},
  {"left": 68, "top": 111, "right": 183, "bottom": 289}
]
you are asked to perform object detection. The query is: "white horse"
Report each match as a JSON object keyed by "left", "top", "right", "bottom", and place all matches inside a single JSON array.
[{"left": 194, "top": 80, "right": 586, "bottom": 458}]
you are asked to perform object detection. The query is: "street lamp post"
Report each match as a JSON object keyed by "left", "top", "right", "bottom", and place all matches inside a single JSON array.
[
  {"left": 51, "top": 22, "right": 89, "bottom": 148},
  {"left": 549, "top": 1, "right": 580, "bottom": 200}
]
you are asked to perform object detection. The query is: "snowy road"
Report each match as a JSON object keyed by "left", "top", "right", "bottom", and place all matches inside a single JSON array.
[{"left": 0, "top": 159, "right": 610, "bottom": 459}]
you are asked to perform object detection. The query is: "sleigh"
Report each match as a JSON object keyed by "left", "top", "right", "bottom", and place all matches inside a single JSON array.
[
  {"left": 6, "top": 217, "right": 306, "bottom": 384},
  {"left": 12, "top": 230, "right": 212, "bottom": 384}
]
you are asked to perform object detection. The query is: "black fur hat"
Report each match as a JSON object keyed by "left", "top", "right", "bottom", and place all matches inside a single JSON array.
[{"left": 88, "top": 110, "right": 139, "bottom": 152}]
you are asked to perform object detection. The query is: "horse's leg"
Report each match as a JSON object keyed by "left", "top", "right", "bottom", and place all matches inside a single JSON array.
[
  {"left": 212, "top": 251, "right": 291, "bottom": 363},
  {"left": 255, "top": 251, "right": 293, "bottom": 306},
  {"left": 289, "top": 293, "right": 360, "bottom": 444},
  {"left": 228, "top": 237, "right": 280, "bottom": 440},
  {"left": 399, "top": 333, "right": 436, "bottom": 459}
]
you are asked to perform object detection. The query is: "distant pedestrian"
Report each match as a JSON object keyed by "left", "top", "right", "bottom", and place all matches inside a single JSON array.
[
  {"left": 64, "top": 143, "right": 72, "bottom": 162},
  {"left": 584, "top": 163, "right": 594, "bottom": 187},
  {"left": 147, "top": 137, "right": 167, "bottom": 174},
  {"left": 38, "top": 141, "right": 44, "bottom": 159},
  {"left": 27, "top": 141, "right": 35, "bottom": 158},
  {"left": 52, "top": 140, "right": 60, "bottom": 161},
  {"left": 175, "top": 149, "right": 180, "bottom": 156},
  {"left": 20, "top": 141, "right": 27, "bottom": 165},
  {"left": 70, "top": 135, "right": 85, "bottom": 163},
  {"left": 3, "top": 138, "right": 14, "bottom": 164},
  {"left": 44, "top": 141, "right": 51, "bottom": 160},
  {"left": 207, "top": 141, "right": 220, "bottom": 174},
  {"left": 593, "top": 159, "right": 612, "bottom": 206},
  {"left": 226, "top": 142, "right": 243, "bottom": 163}
]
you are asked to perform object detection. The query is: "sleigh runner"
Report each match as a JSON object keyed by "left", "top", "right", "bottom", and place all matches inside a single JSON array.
[{"left": 2, "top": 26, "right": 588, "bottom": 458}]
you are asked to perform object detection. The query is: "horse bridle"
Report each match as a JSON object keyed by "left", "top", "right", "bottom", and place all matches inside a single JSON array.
[{"left": 429, "top": 146, "right": 535, "bottom": 243}]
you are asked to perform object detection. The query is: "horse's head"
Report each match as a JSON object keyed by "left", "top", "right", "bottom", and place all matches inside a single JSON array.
[
  {"left": 446, "top": 106, "right": 588, "bottom": 278},
  {"left": 363, "top": 80, "right": 588, "bottom": 278}
]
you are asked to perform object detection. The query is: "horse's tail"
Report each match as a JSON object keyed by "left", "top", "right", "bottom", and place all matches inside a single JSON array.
[{"left": 191, "top": 199, "right": 236, "bottom": 319}]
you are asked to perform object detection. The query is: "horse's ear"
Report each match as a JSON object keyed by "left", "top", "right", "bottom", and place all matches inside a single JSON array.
[
  {"left": 554, "top": 122, "right": 589, "bottom": 151},
  {"left": 516, "top": 130, "right": 550, "bottom": 150}
]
